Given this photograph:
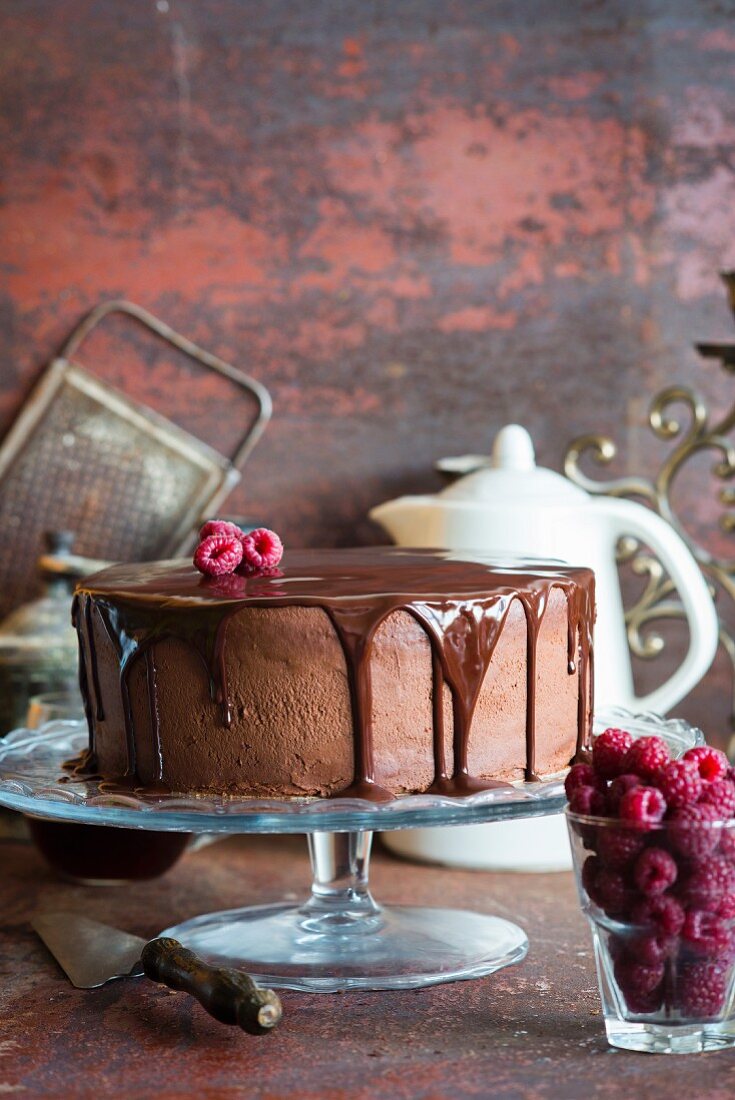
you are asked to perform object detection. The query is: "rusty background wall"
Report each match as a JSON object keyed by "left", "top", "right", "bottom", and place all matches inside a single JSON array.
[{"left": 2, "top": 0, "right": 735, "bottom": 731}]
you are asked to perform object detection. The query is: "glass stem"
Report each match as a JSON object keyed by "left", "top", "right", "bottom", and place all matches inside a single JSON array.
[{"left": 299, "top": 830, "right": 382, "bottom": 929}]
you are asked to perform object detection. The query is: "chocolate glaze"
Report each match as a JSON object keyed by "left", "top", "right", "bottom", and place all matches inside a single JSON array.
[{"left": 73, "top": 548, "right": 595, "bottom": 800}]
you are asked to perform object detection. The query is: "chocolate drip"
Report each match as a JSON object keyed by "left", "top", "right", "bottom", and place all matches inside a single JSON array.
[
  {"left": 430, "top": 649, "right": 448, "bottom": 787},
  {"left": 73, "top": 549, "right": 595, "bottom": 798},
  {"left": 324, "top": 606, "right": 393, "bottom": 801},
  {"left": 145, "top": 647, "right": 163, "bottom": 781},
  {"left": 406, "top": 598, "right": 515, "bottom": 794},
  {"left": 83, "top": 596, "right": 105, "bottom": 722},
  {"left": 518, "top": 591, "right": 551, "bottom": 782},
  {"left": 212, "top": 614, "right": 234, "bottom": 728},
  {"left": 71, "top": 595, "right": 94, "bottom": 753}
]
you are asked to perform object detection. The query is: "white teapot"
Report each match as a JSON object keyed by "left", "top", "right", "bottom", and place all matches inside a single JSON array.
[{"left": 370, "top": 423, "right": 719, "bottom": 715}]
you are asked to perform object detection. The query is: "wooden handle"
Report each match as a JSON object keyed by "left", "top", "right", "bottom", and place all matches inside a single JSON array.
[{"left": 141, "top": 937, "right": 282, "bottom": 1035}]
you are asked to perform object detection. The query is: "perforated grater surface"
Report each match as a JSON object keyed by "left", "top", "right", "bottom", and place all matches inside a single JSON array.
[{"left": 0, "top": 300, "right": 272, "bottom": 619}]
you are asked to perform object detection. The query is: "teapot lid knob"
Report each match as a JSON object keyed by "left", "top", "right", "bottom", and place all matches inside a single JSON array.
[{"left": 491, "top": 424, "right": 536, "bottom": 471}]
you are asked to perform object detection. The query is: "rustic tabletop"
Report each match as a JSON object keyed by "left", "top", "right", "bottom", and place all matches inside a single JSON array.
[{"left": 1, "top": 832, "right": 734, "bottom": 1099}]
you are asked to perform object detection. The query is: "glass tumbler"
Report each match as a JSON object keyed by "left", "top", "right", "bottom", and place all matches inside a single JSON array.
[{"left": 567, "top": 809, "right": 735, "bottom": 1054}]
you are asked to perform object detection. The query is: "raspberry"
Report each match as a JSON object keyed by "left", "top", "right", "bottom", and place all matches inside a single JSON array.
[
  {"left": 199, "top": 519, "right": 243, "bottom": 542},
  {"left": 624, "top": 736, "right": 671, "bottom": 780},
  {"left": 597, "top": 827, "right": 645, "bottom": 870},
  {"left": 653, "top": 759, "right": 702, "bottom": 809},
  {"left": 582, "top": 855, "right": 602, "bottom": 902},
  {"left": 720, "top": 893, "right": 735, "bottom": 919},
  {"left": 564, "top": 763, "right": 603, "bottom": 800},
  {"left": 681, "top": 909, "right": 734, "bottom": 959},
  {"left": 669, "top": 802, "right": 720, "bottom": 860},
  {"left": 700, "top": 778, "right": 735, "bottom": 819},
  {"left": 623, "top": 986, "right": 664, "bottom": 1014},
  {"left": 614, "top": 955, "right": 664, "bottom": 998},
  {"left": 681, "top": 872, "right": 722, "bottom": 913},
  {"left": 596, "top": 868, "right": 631, "bottom": 916},
  {"left": 680, "top": 857, "right": 735, "bottom": 913},
  {"left": 683, "top": 746, "right": 729, "bottom": 785},
  {"left": 239, "top": 528, "right": 284, "bottom": 573},
  {"left": 719, "top": 828, "right": 735, "bottom": 862},
  {"left": 607, "top": 773, "right": 642, "bottom": 815},
  {"left": 633, "top": 847, "right": 678, "bottom": 896},
  {"left": 568, "top": 785, "right": 606, "bottom": 816},
  {"left": 677, "top": 962, "right": 729, "bottom": 1018},
  {"left": 193, "top": 534, "right": 244, "bottom": 577},
  {"left": 628, "top": 932, "right": 677, "bottom": 966},
  {"left": 592, "top": 728, "right": 633, "bottom": 780},
  {"left": 619, "top": 785, "right": 667, "bottom": 828},
  {"left": 632, "top": 894, "right": 686, "bottom": 936}
]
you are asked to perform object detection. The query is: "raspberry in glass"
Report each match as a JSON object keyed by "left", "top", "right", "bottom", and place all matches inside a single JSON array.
[
  {"left": 582, "top": 855, "right": 604, "bottom": 905},
  {"left": 568, "top": 785, "right": 606, "bottom": 816},
  {"left": 680, "top": 856, "right": 735, "bottom": 913},
  {"left": 592, "top": 727, "right": 633, "bottom": 780},
  {"left": 719, "top": 893, "right": 735, "bottom": 919},
  {"left": 624, "top": 736, "right": 670, "bottom": 780},
  {"left": 700, "top": 778, "right": 735, "bottom": 818},
  {"left": 596, "top": 868, "right": 630, "bottom": 916},
  {"left": 631, "top": 894, "right": 686, "bottom": 937},
  {"left": 633, "top": 847, "right": 677, "bottom": 897},
  {"left": 607, "top": 773, "right": 641, "bottom": 815},
  {"left": 628, "top": 932, "right": 678, "bottom": 966},
  {"left": 619, "top": 785, "right": 666, "bottom": 828},
  {"left": 653, "top": 758, "right": 702, "bottom": 809},
  {"left": 614, "top": 954, "right": 664, "bottom": 998},
  {"left": 668, "top": 802, "right": 720, "bottom": 860},
  {"left": 596, "top": 827, "right": 645, "bottom": 871},
  {"left": 678, "top": 962, "right": 728, "bottom": 1018},
  {"left": 719, "top": 828, "right": 735, "bottom": 862},
  {"left": 681, "top": 910, "right": 734, "bottom": 959},
  {"left": 683, "top": 746, "right": 729, "bottom": 785},
  {"left": 623, "top": 986, "right": 664, "bottom": 1014},
  {"left": 564, "top": 763, "right": 603, "bottom": 800}
]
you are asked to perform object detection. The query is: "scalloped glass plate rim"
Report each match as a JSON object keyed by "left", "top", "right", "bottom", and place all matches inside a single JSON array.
[{"left": 0, "top": 708, "right": 704, "bottom": 833}]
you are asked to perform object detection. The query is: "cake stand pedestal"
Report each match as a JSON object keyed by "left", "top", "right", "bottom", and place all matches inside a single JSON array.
[
  {"left": 0, "top": 710, "right": 702, "bottom": 993},
  {"left": 163, "top": 828, "right": 528, "bottom": 992}
]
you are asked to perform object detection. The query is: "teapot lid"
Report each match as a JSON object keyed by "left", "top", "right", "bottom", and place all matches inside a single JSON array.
[{"left": 438, "top": 424, "right": 588, "bottom": 506}]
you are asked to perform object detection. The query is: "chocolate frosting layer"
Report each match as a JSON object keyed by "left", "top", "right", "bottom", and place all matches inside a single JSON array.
[{"left": 73, "top": 548, "right": 595, "bottom": 800}]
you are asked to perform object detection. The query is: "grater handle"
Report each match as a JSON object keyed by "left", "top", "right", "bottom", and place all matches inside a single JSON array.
[{"left": 59, "top": 299, "right": 272, "bottom": 473}]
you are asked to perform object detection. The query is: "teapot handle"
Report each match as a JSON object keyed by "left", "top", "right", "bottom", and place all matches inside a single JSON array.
[{"left": 593, "top": 497, "right": 719, "bottom": 715}]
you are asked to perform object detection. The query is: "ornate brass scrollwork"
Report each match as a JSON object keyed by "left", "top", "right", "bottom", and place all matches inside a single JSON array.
[{"left": 563, "top": 272, "right": 735, "bottom": 734}]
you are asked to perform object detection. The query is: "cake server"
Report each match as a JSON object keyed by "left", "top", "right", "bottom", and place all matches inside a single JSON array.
[{"left": 31, "top": 912, "right": 282, "bottom": 1035}]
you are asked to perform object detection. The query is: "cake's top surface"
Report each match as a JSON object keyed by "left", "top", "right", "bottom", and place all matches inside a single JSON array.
[{"left": 77, "top": 547, "right": 593, "bottom": 607}]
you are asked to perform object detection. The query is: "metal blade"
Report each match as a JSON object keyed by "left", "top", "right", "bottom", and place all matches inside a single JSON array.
[{"left": 32, "top": 912, "right": 147, "bottom": 989}]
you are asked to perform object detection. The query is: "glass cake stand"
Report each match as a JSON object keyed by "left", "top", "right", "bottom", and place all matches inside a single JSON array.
[{"left": 0, "top": 709, "right": 702, "bottom": 993}]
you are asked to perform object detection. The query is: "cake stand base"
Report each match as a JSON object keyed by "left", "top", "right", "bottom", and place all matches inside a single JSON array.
[{"left": 162, "top": 830, "right": 528, "bottom": 992}]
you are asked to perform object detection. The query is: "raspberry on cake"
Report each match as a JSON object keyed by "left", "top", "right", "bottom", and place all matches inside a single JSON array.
[{"left": 193, "top": 533, "right": 244, "bottom": 577}]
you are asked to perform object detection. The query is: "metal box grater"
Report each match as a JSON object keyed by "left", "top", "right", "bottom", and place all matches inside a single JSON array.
[{"left": 0, "top": 300, "right": 272, "bottom": 618}]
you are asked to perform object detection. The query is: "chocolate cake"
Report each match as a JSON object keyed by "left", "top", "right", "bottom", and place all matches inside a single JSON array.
[{"left": 72, "top": 548, "right": 595, "bottom": 799}]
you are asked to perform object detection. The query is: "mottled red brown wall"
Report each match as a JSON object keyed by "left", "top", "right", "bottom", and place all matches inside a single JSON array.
[{"left": 2, "top": 0, "right": 735, "bottom": 730}]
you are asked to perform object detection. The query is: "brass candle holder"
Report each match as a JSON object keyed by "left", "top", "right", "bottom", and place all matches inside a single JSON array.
[{"left": 564, "top": 272, "right": 735, "bottom": 742}]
